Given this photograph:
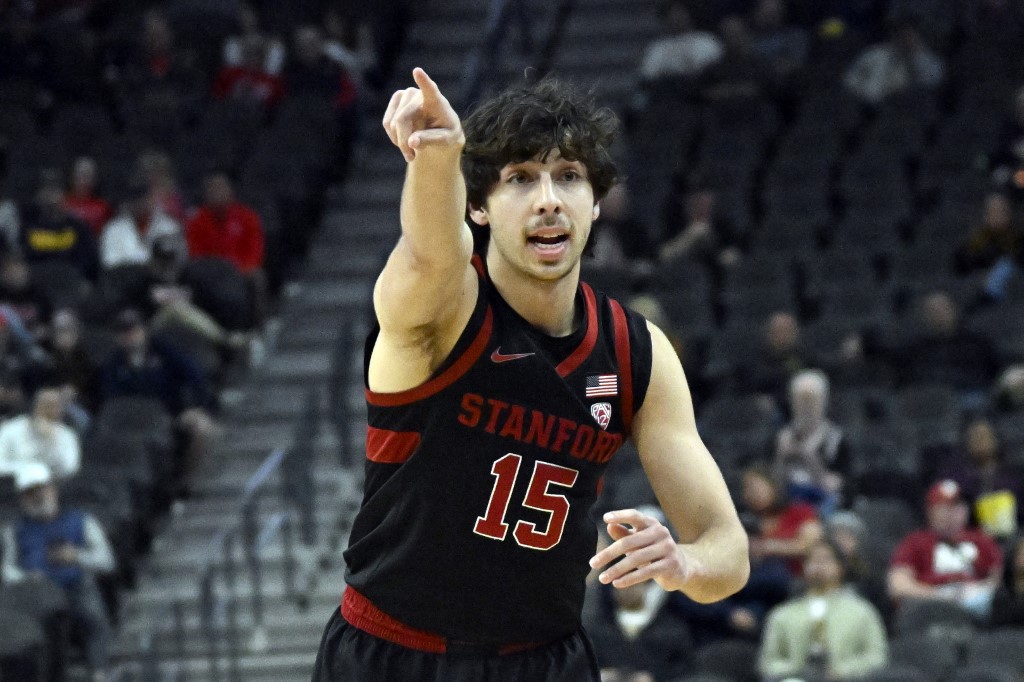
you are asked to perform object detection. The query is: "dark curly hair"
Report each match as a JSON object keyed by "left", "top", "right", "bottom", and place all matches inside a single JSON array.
[{"left": 461, "top": 77, "right": 620, "bottom": 212}]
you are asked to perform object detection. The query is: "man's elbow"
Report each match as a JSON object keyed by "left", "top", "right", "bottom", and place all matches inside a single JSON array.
[{"left": 687, "top": 533, "right": 751, "bottom": 604}]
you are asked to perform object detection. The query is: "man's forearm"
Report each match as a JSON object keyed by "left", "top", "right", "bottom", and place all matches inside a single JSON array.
[
  {"left": 676, "top": 523, "right": 750, "bottom": 603},
  {"left": 399, "top": 144, "right": 469, "bottom": 268}
]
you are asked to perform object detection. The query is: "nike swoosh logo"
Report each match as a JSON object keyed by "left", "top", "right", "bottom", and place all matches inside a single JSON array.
[{"left": 490, "top": 347, "right": 536, "bottom": 363}]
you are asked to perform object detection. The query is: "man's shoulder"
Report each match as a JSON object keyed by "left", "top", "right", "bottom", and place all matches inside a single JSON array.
[
  {"left": 0, "top": 415, "right": 28, "bottom": 435},
  {"left": 894, "top": 529, "right": 936, "bottom": 553}
]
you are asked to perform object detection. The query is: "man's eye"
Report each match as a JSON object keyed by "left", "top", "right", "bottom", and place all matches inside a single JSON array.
[
  {"left": 507, "top": 173, "right": 528, "bottom": 184},
  {"left": 561, "top": 170, "right": 581, "bottom": 181}
]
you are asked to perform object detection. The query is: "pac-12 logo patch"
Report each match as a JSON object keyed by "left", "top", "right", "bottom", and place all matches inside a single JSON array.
[{"left": 591, "top": 402, "right": 612, "bottom": 430}]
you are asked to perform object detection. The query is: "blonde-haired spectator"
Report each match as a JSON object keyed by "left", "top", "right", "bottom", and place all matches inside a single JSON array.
[{"left": 773, "top": 369, "right": 850, "bottom": 511}]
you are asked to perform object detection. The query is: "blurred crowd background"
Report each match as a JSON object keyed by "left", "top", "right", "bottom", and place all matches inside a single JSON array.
[{"left": 0, "top": 0, "right": 1022, "bottom": 680}]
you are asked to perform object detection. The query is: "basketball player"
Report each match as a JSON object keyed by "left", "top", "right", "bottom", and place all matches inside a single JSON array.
[{"left": 312, "top": 68, "right": 749, "bottom": 681}]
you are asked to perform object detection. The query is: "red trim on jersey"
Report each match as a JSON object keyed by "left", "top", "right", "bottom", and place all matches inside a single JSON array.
[
  {"left": 341, "top": 587, "right": 543, "bottom": 655},
  {"left": 366, "top": 306, "right": 494, "bottom": 407},
  {"left": 471, "top": 253, "right": 485, "bottom": 277},
  {"left": 610, "top": 299, "right": 635, "bottom": 434},
  {"left": 555, "top": 283, "right": 599, "bottom": 378},
  {"left": 365, "top": 427, "right": 421, "bottom": 464}
]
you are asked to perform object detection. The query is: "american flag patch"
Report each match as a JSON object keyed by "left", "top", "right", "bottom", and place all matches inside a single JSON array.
[{"left": 585, "top": 374, "right": 618, "bottom": 397}]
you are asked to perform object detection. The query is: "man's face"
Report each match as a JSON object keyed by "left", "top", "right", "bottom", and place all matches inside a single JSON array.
[
  {"left": 205, "top": 175, "right": 233, "bottom": 210},
  {"left": 470, "top": 150, "right": 598, "bottom": 283},
  {"left": 804, "top": 543, "right": 843, "bottom": 591},
  {"left": 767, "top": 313, "right": 798, "bottom": 353},
  {"left": 928, "top": 501, "right": 968, "bottom": 538},
  {"left": 966, "top": 420, "right": 999, "bottom": 463},
  {"left": 34, "top": 389, "right": 63, "bottom": 422},
  {"left": 118, "top": 325, "right": 148, "bottom": 353},
  {"left": 922, "top": 294, "right": 957, "bottom": 336},
  {"left": 742, "top": 472, "right": 776, "bottom": 513}
]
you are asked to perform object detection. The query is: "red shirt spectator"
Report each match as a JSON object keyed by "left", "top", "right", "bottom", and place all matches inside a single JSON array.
[
  {"left": 889, "top": 480, "right": 1003, "bottom": 613},
  {"left": 212, "top": 35, "right": 283, "bottom": 109},
  {"left": 891, "top": 527, "right": 1002, "bottom": 587},
  {"left": 64, "top": 157, "right": 113, "bottom": 235},
  {"left": 186, "top": 174, "right": 264, "bottom": 274}
]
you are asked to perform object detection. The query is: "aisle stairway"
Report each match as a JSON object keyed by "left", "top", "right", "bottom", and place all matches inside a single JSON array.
[{"left": 109, "top": 1, "right": 660, "bottom": 678}]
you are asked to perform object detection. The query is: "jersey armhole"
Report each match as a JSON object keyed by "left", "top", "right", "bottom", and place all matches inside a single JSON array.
[{"left": 364, "top": 266, "right": 492, "bottom": 407}]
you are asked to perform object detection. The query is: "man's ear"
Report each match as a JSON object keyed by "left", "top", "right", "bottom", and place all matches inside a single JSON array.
[
  {"left": 469, "top": 204, "right": 489, "bottom": 226},
  {"left": 592, "top": 203, "right": 601, "bottom": 221}
]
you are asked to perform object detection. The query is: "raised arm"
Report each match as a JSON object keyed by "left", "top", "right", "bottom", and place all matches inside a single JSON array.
[
  {"left": 590, "top": 323, "right": 749, "bottom": 603},
  {"left": 372, "top": 68, "right": 478, "bottom": 381}
]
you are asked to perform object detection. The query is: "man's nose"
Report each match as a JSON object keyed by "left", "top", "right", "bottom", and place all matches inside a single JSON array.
[{"left": 533, "top": 174, "right": 562, "bottom": 213}]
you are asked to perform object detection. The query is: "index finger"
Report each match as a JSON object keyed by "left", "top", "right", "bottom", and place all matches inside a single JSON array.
[
  {"left": 603, "top": 509, "right": 656, "bottom": 529},
  {"left": 412, "top": 67, "right": 443, "bottom": 104}
]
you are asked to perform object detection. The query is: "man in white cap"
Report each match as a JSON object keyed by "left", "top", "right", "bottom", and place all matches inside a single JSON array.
[{"left": 1, "top": 462, "right": 115, "bottom": 682}]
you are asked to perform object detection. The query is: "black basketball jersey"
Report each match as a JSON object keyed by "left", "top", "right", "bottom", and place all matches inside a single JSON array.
[{"left": 343, "top": 258, "right": 654, "bottom": 644}]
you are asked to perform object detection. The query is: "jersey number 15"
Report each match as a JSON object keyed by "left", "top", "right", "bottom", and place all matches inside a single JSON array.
[{"left": 474, "top": 453, "right": 579, "bottom": 551}]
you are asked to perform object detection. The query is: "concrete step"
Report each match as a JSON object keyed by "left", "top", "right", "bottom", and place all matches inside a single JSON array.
[
  {"left": 113, "top": 650, "right": 320, "bottom": 682},
  {"left": 304, "top": 247, "right": 383, "bottom": 279},
  {"left": 340, "top": 179, "right": 402, "bottom": 208}
]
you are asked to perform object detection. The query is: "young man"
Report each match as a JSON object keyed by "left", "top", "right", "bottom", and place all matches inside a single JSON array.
[{"left": 312, "top": 68, "right": 749, "bottom": 681}]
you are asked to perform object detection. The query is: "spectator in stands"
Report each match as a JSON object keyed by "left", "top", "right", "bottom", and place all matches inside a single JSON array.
[
  {"left": 758, "top": 538, "right": 888, "bottom": 681},
  {"left": 736, "top": 311, "right": 810, "bottom": 411},
  {"left": 0, "top": 461, "right": 114, "bottom": 682},
  {"left": 955, "top": 191, "right": 1021, "bottom": 275},
  {"left": 63, "top": 156, "right": 113, "bottom": 237},
  {"left": 19, "top": 172, "right": 98, "bottom": 280},
  {"left": 0, "top": 144, "right": 21, "bottom": 253},
  {"left": 0, "top": 386, "right": 80, "bottom": 480},
  {"left": 659, "top": 179, "right": 741, "bottom": 273},
  {"left": 826, "top": 510, "right": 888, "bottom": 609},
  {"left": 283, "top": 25, "right": 361, "bottom": 177},
  {"left": 842, "top": 15, "right": 944, "bottom": 106},
  {"left": 991, "top": 534, "right": 1024, "bottom": 627},
  {"left": 120, "top": 235, "right": 249, "bottom": 357},
  {"left": 934, "top": 416, "right": 1022, "bottom": 540},
  {"left": 322, "top": 6, "right": 375, "bottom": 89},
  {"left": 364, "top": 0, "right": 413, "bottom": 91},
  {"left": 186, "top": 172, "right": 264, "bottom": 276},
  {"left": 284, "top": 25, "right": 360, "bottom": 110},
  {"left": 888, "top": 479, "right": 1003, "bottom": 618},
  {"left": 186, "top": 172, "right": 266, "bottom": 323},
  {"left": 991, "top": 85, "right": 1024, "bottom": 198},
  {"left": 0, "top": 249, "right": 51, "bottom": 340},
  {"left": 750, "top": 0, "right": 808, "bottom": 81},
  {"left": 212, "top": 34, "right": 284, "bottom": 111},
  {"left": 100, "top": 177, "right": 185, "bottom": 270},
  {"left": 996, "top": 364, "right": 1024, "bottom": 411},
  {"left": 109, "top": 8, "right": 204, "bottom": 114},
  {"left": 639, "top": 0, "right": 724, "bottom": 82},
  {"left": 773, "top": 369, "right": 850, "bottom": 511},
  {"left": 222, "top": 3, "right": 285, "bottom": 76},
  {"left": 744, "top": 463, "right": 823, "bottom": 578},
  {"left": 891, "top": 292, "right": 1002, "bottom": 405},
  {"left": 700, "top": 15, "right": 774, "bottom": 109},
  {"left": 586, "top": 507, "right": 695, "bottom": 682},
  {"left": 675, "top": 464, "right": 822, "bottom": 646},
  {"left": 36, "top": 308, "right": 97, "bottom": 430},
  {"left": 137, "top": 150, "right": 190, "bottom": 226},
  {"left": 98, "top": 308, "right": 215, "bottom": 494}
]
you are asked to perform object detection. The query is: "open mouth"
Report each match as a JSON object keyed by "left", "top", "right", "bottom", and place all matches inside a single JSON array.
[{"left": 527, "top": 234, "right": 570, "bottom": 250}]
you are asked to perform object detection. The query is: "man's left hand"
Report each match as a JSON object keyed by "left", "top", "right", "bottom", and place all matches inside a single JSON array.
[{"left": 589, "top": 509, "right": 695, "bottom": 591}]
